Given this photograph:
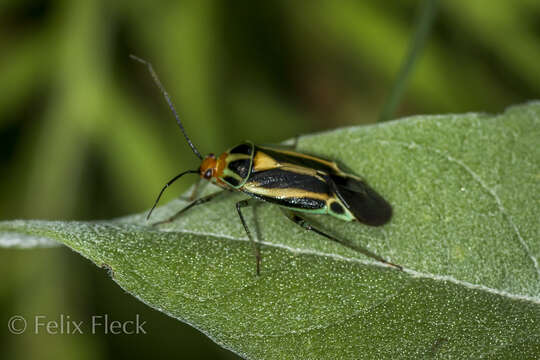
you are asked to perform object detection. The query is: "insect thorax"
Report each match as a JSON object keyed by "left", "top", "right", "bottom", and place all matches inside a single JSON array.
[{"left": 220, "top": 142, "right": 255, "bottom": 188}]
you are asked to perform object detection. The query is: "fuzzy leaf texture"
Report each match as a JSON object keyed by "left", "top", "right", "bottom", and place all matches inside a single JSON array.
[{"left": 1, "top": 102, "right": 539, "bottom": 359}]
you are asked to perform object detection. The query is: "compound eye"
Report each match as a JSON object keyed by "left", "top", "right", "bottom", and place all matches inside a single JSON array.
[{"left": 204, "top": 169, "right": 213, "bottom": 179}]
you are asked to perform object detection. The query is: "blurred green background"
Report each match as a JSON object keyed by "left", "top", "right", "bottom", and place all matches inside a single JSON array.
[{"left": 1, "top": 0, "right": 539, "bottom": 359}]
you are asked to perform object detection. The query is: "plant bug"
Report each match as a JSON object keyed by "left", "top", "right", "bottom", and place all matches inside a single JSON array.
[{"left": 131, "top": 55, "right": 402, "bottom": 275}]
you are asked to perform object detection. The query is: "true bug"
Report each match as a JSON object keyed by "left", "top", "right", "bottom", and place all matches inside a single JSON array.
[{"left": 131, "top": 55, "right": 401, "bottom": 274}]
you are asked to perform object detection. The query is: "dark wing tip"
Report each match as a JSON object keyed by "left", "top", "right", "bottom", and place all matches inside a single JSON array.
[
  {"left": 356, "top": 187, "right": 393, "bottom": 226},
  {"left": 329, "top": 174, "right": 393, "bottom": 226}
]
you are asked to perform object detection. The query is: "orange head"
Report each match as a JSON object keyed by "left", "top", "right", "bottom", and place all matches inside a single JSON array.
[
  {"left": 199, "top": 152, "right": 227, "bottom": 181},
  {"left": 199, "top": 153, "right": 217, "bottom": 179}
]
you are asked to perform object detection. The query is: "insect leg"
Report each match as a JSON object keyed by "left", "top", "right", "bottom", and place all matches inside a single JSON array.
[
  {"left": 265, "top": 135, "right": 300, "bottom": 151},
  {"left": 281, "top": 134, "right": 299, "bottom": 150},
  {"left": 281, "top": 210, "right": 402, "bottom": 270},
  {"left": 290, "top": 134, "right": 299, "bottom": 150},
  {"left": 236, "top": 199, "right": 262, "bottom": 276},
  {"left": 153, "top": 190, "right": 226, "bottom": 226},
  {"left": 187, "top": 178, "right": 209, "bottom": 201}
]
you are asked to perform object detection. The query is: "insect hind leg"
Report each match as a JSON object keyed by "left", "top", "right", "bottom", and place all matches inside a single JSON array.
[
  {"left": 285, "top": 134, "right": 300, "bottom": 150},
  {"left": 236, "top": 199, "right": 262, "bottom": 276},
  {"left": 281, "top": 210, "right": 402, "bottom": 270},
  {"left": 261, "top": 134, "right": 300, "bottom": 151}
]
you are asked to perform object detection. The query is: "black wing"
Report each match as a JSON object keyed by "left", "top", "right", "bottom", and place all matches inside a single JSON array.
[{"left": 328, "top": 173, "right": 392, "bottom": 226}]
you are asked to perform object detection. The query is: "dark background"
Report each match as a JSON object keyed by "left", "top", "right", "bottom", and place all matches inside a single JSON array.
[{"left": 1, "top": 1, "right": 539, "bottom": 359}]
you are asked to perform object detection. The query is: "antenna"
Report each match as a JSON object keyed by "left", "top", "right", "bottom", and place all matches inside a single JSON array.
[
  {"left": 146, "top": 169, "right": 199, "bottom": 220},
  {"left": 130, "top": 54, "right": 203, "bottom": 160}
]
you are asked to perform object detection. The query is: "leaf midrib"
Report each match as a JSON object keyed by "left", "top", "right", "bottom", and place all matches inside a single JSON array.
[{"left": 150, "top": 226, "right": 540, "bottom": 305}]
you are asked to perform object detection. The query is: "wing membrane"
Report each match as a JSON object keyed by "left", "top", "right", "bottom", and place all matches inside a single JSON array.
[{"left": 328, "top": 174, "right": 392, "bottom": 226}]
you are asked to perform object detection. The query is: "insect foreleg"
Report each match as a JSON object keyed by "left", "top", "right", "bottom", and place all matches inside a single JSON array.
[
  {"left": 236, "top": 199, "right": 262, "bottom": 276},
  {"left": 281, "top": 210, "right": 402, "bottom": 270},
  {"left": 153, "top": 190, "right": 226, "bottom": 226}
]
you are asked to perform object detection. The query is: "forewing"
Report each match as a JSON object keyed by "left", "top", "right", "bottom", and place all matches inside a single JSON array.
[
  {"left": 255, "top": 146, "right": 340, "bottom": 174},
  {"left": 328, "top": 174, "right": 392, "bottom": 226},
  {"left": 242, "top": 166, "right": 330, "bottom": 211}
]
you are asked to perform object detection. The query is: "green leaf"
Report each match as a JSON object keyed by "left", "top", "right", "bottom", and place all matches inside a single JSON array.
[{"left": 1, "top": 102, "right": 539, "bottom": 359}]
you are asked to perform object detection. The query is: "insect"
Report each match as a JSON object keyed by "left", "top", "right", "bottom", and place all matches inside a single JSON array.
[{"left": 131, "top": 55, "right": 402, "bottom": 275}]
